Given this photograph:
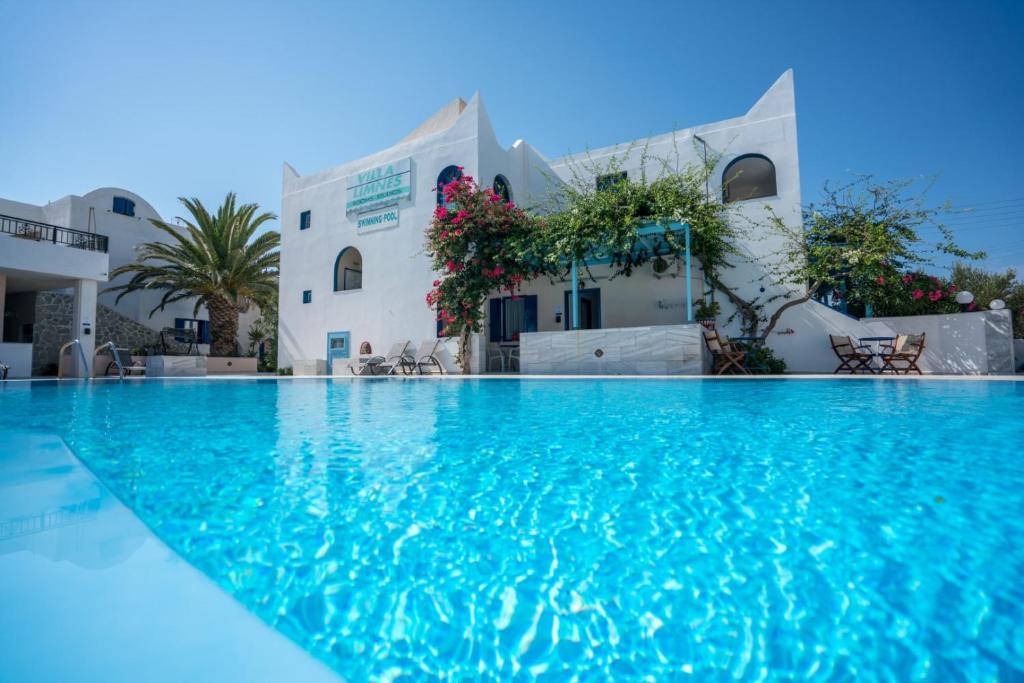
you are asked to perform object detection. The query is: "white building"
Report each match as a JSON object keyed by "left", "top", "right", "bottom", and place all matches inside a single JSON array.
[
  {"left": 0, "top": 187, "right": 256, "bottom": 378},
  {"left": 276, "top": 70, "right": 899, "bottom": 375}
]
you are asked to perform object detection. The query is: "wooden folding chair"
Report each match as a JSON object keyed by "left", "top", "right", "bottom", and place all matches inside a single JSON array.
[
  {"left": 829, "top": 335, "right": 875, "bottom": 374},
  {"left": 880, "top": 333, "right": 925, "bottom": 375},
  {"left": 703, "top": 329, "right": 749, "bottom": 375}
]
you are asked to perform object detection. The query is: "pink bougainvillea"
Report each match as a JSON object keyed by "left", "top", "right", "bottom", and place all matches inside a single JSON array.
[
  {"left": 912, "top": 289, "right": 924, "bottom": 300},
  {"left": 424, "top": 174, "right": 542, "bottom": 372}
]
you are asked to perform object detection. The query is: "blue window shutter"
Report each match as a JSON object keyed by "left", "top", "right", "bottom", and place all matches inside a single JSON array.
[
  {"left": 524, "top": 295, "right": 538, "bottom": 333},
  {"left": 489, "top": 298, "right": 502, "bottom": 342}
]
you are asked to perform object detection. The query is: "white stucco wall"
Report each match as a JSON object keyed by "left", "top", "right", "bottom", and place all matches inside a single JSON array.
[
  {"left": 2, "top": 188, "right": 256, "bottom": 354},
  {"left": 278, "top": 76, "right": 802, "bottom": 371}
]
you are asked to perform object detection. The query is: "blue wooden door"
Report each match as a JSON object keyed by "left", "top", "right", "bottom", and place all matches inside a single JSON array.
[{"left": 326, "top": 331, "right": 350, "bottom": 375}]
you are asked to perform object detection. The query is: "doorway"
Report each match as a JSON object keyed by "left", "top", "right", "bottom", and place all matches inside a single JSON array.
[
  {"left": 325, "top": 331, "right": 350, "bottom": 375},
  {"left": 563, "top": 288, "right": 601, "bottom": 330}
]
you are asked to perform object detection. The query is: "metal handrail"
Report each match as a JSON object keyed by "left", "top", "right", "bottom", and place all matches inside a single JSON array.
[
  {"left": 94, "top": 341, "right": 124, "bottom": 380},
  {"left": 0, "top": 214, "right": 109, "bottom": 253},
  {"left": 57, "top": 339, "right": 91, "bottom": 379}
]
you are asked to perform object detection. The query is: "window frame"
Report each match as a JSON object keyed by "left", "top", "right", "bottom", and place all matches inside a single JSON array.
[
  {"left": 333, "top": 246, "right": 363, "bottom": 292},
  {"left": 721, "top": 154, "right": 778, "bottom": 204},
  {"left": 299, "top": 210, "right": 311, "bottom": 231},
  {"left": 112, "top": 196, "right": 136, "bottom": 217},
  {"left": 302, "top": 290, "right": 312, "bottom": 304}
]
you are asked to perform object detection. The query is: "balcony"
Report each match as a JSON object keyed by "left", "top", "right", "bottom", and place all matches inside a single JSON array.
[{"left": 0, "top": 214, "right": 108, "bottom": 253}]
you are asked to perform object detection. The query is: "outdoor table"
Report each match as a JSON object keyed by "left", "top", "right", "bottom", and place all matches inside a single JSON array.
[
  {"left": 731, "top": 336, "right": 768, "bottom": 372},
  {"left": 858, "top": 336, "right": 896, "bottom": 372}
]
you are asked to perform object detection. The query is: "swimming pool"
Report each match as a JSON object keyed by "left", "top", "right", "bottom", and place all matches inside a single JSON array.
[{"left": 2, "top": 377, "right": 1023, "bottom": 680}]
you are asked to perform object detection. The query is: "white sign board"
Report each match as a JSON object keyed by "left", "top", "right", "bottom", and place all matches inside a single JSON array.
[
  {"left": 346, "top": 158, "right": 411, "bottom": 215},
  {"left": 356, "top": 205, "right": 399, "bottom": 233}
]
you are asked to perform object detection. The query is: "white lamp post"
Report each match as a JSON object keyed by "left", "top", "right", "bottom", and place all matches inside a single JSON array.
[{"left": 989, "top": 299, "right": 1006, "bottom": 310}]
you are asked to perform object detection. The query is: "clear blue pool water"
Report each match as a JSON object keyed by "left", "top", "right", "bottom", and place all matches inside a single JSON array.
[{"left": 2, "top": 378, "right": 1023, "bottom": 681}]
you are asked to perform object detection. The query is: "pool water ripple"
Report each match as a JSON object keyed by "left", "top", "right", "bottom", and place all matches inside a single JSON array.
[{"left": 1, "top": 378, "right": 1023, "bottom": 681}]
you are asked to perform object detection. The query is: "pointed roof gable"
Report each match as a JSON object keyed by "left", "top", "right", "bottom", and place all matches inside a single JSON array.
[{"left": 399, "top": 97, "right": 468, "bottom": 144}]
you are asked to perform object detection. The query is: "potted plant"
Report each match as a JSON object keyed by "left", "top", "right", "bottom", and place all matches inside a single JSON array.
[{"left": 694, "top": 300, "right": 720, "bottom": 329}]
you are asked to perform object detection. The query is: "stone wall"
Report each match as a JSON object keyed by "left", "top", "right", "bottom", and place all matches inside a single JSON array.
[{"left": 33, "top": 291, "right": 162, "bottom": 375}]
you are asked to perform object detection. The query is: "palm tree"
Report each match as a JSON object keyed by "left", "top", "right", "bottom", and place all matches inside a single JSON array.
[{"left": 109, "top": 192, "right": 279, "bottom": 357}]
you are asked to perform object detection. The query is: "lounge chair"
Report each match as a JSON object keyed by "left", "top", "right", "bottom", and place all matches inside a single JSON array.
[
  {"left": 415, "top": 339, "right": 458, "bottom": 374},
  {"left": 829, "top": 335, "right": 875, "bottom": 374},
  {"left": 105, "top": 348, "right": 146, "bottom": 376},
  {"left": 703, "top": 329, "right": 749, "bottom": 375},
  {"left": 366, "top": 340, "right": 415, "bottom": 376},
  {"left": 879, "top": 333, "right": 925, "bottom": 375}
]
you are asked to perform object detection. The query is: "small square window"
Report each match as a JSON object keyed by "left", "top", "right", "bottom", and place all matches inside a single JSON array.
[
  {"left": 299, "top": 210, "right": 311, "bottom": 230},
  {"left": 302, "top": 290, "right": 312, "bottom": 304},
  {"left": 112, "top": 196, "right": 136, "bottom": 216},
  {"left": 596, "top": 172, "right": 627, "bottom": 192}
]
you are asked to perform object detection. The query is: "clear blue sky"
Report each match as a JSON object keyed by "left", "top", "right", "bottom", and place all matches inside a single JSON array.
[{"left": 2, "top": 1, "right": 1022, "bottom": 273}]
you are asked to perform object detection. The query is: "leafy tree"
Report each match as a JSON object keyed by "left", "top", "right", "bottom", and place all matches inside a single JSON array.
[
  {"left": 248, "top": 295, "right": 278, "bottom": 371},
  {"left": 425, "top": 172, "right": 541, "bottom": 372},
  {"left": 951, "top": 263, "right": 1024, "bottom": 336},
  {"left": 765, "top": 176, "right": 983, "bottom": 333},
  {"left": 110, "top": 193, "right": 279, "bottom": 357}
]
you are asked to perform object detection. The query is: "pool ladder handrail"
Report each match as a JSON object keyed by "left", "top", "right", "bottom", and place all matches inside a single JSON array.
[
  {"left": 94, "top": 341, "right": 125, "bottom": 381},
  {"left": 57, "top": 339, "right": 92, "bottom": 380}
]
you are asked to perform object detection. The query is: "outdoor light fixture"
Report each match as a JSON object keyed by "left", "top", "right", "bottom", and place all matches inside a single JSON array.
[
  {"left": 955, "top": 290, "right": 975, "bottom": 312},
  {"left": 990, "top": 299, "right": 1006, "bottom": 310}
]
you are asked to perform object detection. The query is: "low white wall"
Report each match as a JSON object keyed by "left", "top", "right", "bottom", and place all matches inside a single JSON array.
[
  {"left": 520, "top": 324, "right": 706, "bottom": 375},
  {"left": 865, "top": 310, "right": 1015, "bottom": 375},
  {"left": 0, "top": 342, "right": 33, "bottom": 378},
  {"left": 767, "top": 301, "right": 1015, "bottom": 374}
]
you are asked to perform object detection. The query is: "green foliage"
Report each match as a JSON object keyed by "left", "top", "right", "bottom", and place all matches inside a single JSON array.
[
  {"left": 869, "top": 271, "right": 958, "bottom": 317},
  {"left": 951, "top": 263, "right": 1024, "bottom": 336},
  {"left": 693, "top": 300, "right": 721, "bottom": 320},
  {"left": 740, "top": 344, "right": 787, "bottom": 374},
  {"left": 769, "top": 176, "right": 983, "bottom": 323},
  {"left": 108, "top": 192, "right": 279, "bottom": 356},
  {"left": 424, "top": 172, "right": 541, "bottom": 370},
  {"left": 538, "top": 153, "right": 737, "bottom": 283},
  {"left": 248, "top": 295, "right": 278, "bottom": 371}
]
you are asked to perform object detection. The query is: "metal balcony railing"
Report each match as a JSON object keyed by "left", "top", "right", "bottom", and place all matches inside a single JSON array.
[{"left": 0, "top": 214, "right": 109, "bottom": 253}]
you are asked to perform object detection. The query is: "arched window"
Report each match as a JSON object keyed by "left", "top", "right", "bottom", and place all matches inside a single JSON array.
[
  {"left": 493, "top": 174, "right": 512, "bottom": 203},
  {"left": 334, "top": 247, "right": 363, "bottom": 291},
  {"left": 436, "top": 165, "right": 463, "bottom": 207},
  {"left": 722, "top": 154, "right": 777, "bottom": 203}
]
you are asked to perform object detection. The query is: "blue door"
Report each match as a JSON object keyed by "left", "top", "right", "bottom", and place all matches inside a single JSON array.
[{"left": 326, "top": 331, "right": 350, "bottom": 375}]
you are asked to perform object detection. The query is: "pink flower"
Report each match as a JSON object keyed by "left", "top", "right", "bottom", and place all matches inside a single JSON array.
[
  {"left": 454, "top": 228, "right": 463, "bottom": 237},
  {"left": 902, "top": 275, "right": 913, "bottom": 284},
  {"left": 489, "top": 193, "right": 502, "bottom": 203},
  {"left": 967, "top": 302, "right": 977, "bottom": 311},
  {"left": 506, "top": 201, "right": 516, "bottom": 210},
  {"left": 947, "top": 285, "right": 957, "bottom": 293},
  {"left": 928, "top": 290, "right": 942, "bottom": 302},
  {"left": 456, "top": 166, "right": 464, "bottom": 171},
  {"left": 912, "top": 289, "right": 924, "bottom": 300},
  {"left": 439, "top": 230, "right": 448, "bottom": 240},
  {"left": 876, "top": 276, "right": 885, "bottom": 285},
  {"left": 432, "top": 280, "right": 440, "bottom": 287},
  {"left": 446, "top": 260, "right": 456, "bottom": 272},
  {"left": 434, "top": 206, "right": 448, "bottom": 220},
  {"left": 492, "top": 265, "right": 504, "bottom": 278}
]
